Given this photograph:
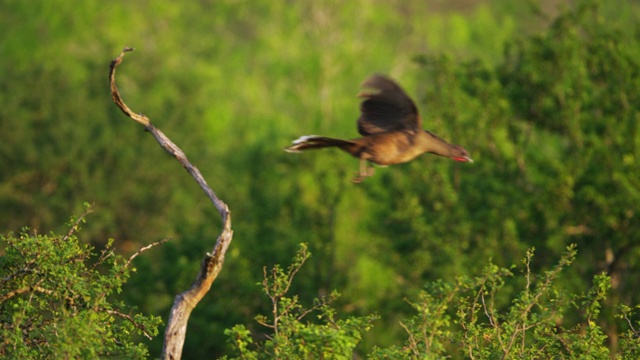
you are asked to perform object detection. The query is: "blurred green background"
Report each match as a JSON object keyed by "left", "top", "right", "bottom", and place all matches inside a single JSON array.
[{"left": 2, "top": 0, "right": 640, "bottom": 357}]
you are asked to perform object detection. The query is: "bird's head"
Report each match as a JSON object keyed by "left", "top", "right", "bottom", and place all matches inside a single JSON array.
[{"left": 449, "top": 145, "right": 473, "bottom": 163}]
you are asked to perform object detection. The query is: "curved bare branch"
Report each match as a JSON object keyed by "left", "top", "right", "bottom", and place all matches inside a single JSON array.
[{"left": 109, "top": 47, "right": 234, "bottom": 360}]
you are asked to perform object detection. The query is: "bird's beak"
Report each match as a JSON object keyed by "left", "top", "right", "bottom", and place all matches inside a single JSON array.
[{"left": 454, "top": 156, "right": 474, "bottom": 163}]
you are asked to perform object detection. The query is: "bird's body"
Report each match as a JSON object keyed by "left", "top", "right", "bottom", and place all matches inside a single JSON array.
[{"left": 286, "top": 75, "right": 473, "bottom": 182}]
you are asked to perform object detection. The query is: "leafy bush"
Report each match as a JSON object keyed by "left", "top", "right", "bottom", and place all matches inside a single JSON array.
[
  {"left": 227, "top": 244, "right": 640, "bottom": 359},
  {"left": 0, "top": 205, "right": 161, "bottom": 359},
  {"left": 224, "top": 244, "right": 378, "bottom": 360}
]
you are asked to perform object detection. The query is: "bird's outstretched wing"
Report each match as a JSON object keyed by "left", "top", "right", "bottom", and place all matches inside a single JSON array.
[{"left": 357, "top": 75, "right": 421, "bottom": 136}]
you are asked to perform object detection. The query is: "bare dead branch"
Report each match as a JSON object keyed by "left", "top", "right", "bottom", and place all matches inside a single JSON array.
[
  {"left": 109, "top": 47, "right": 234, "bottom": 360},
  {"left": 109, "top": 47, "right": 150, "bottom": 128}
]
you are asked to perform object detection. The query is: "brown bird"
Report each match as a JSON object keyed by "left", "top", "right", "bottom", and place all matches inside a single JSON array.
[{"left": 286, "top": 75, "right": 473, "bottom": 182}]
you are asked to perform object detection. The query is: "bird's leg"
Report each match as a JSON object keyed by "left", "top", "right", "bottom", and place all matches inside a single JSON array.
[{"left": 352, "top": 159, "right": 375, "bottom": 183}]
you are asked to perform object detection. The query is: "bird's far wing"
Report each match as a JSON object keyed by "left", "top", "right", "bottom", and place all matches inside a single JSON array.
[{"left": 357, "top": 75, "right": 421, "bottom": 136}]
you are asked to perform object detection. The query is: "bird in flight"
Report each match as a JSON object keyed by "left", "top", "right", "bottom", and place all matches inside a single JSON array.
[{"left": 286, "top": 74, "right": 473, "bottom": 182}]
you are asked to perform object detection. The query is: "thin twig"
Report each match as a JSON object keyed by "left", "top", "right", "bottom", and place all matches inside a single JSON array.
[
  {"left": 400, "top": 321, "right": 421, "bottom": 357},
  {"left": 623, "top": 313, "right": 638, "bottom": 336},
  {"left": 283, "top": 250, "right": 309, "bottom": 296},
  {"left": 107, "top": 309, "right": 155, "bottom": 340},
  {"left": 63, "top": 205, "right": 94, "bottom": 242},
  {"left": 124, "top": 239, "right": 169, "bottom": 269},
  {"left": 482, "top": 292, "right": 506, "bottom": 354},
  {"left": 295, "top": 298, "right": 329, "bottom": 322}
]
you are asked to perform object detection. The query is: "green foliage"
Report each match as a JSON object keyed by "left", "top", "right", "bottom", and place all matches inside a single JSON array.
[
  {"left": 233, "top": 245, "right": 640, "bottom": 359},
  {"left": 616, "top": 304, "right": 640, "bottom": 359},
  {"left": 453, "top": 245, "right": 602, "bottom": 359},
  {"left": 2, "top": 0, "right": 640, "bottom": 357},
  {"left": 227, "top": 300, "right": 376, "bottom": 360},
  {"left": 223, "top": 244, "right": 378, "bottom": 360},
  {"left": 0, "top": 205, "right": 161, "bottom": 359}
]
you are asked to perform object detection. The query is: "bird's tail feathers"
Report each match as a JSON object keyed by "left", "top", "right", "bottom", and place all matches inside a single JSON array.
[{"left": 285, "top": 135, "right": 354, "bottom": 153}]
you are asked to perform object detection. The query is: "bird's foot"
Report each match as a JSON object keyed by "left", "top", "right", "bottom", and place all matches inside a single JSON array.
[{"left": 351, "top": 167, "right": 375, "bottom": 183}]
